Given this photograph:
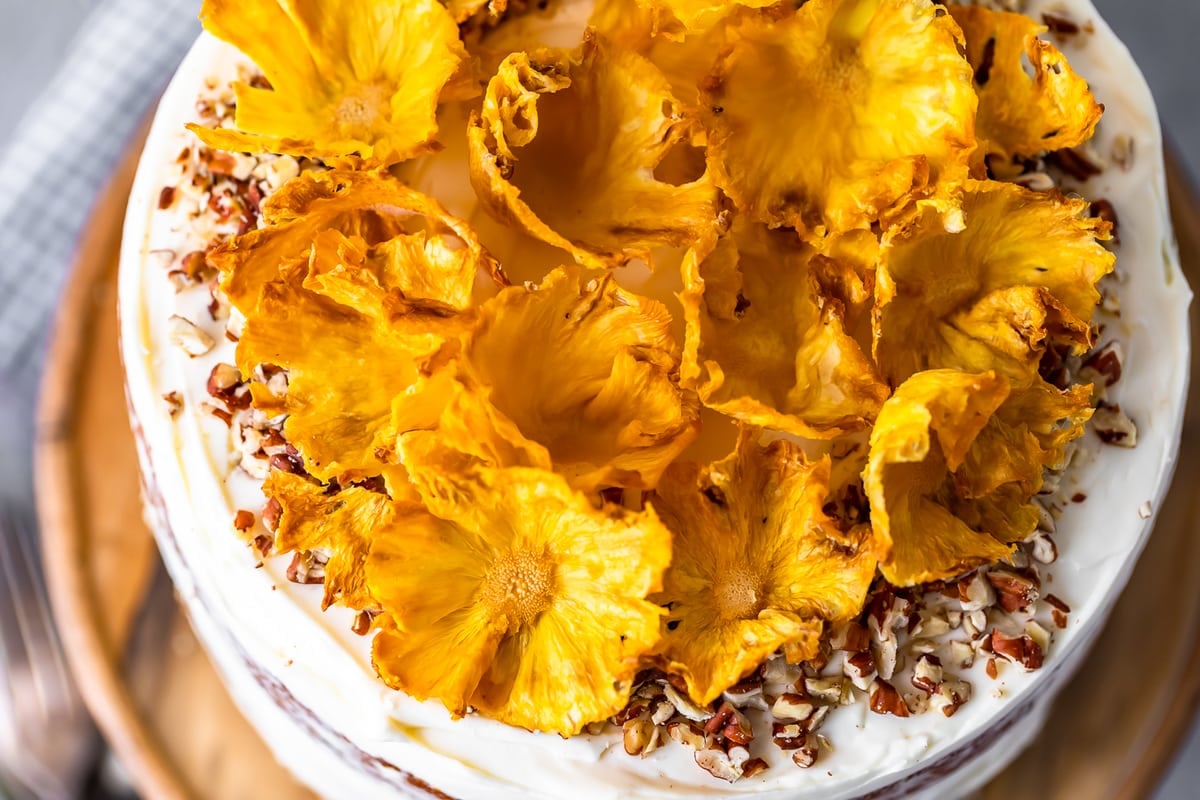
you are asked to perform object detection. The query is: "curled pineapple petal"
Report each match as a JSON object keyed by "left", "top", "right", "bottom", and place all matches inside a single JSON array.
[
  {"left": 875, "top": 180, "right": 1114, "bottom": 386},
  {"left": 365, "top": 467, "right": 671, "bottom": 734},
  {"left": 394, "top": 369, "right": 553, "bottom": 505},
  {"left": 400, "top": 265, "right": 699, "bottom": 492},
  {"left": 236, "top": 235, "right": 468, "bottom": 483},
  {"left": 864, "top": 370, "right": 1015, "bottom": 587},
  {"left": 957, "top": 379, "right": 1093, "bottom": 499},
  {"left": 652, "top": 430, "right": 877, "bottom": 703},
  {"left": 211, "top": 169, "right": 496, "bottom": 312},
  {"left": 468, "top": 38, "right": 719, "bottom": 268},
  {"left": 951, "top": 5, "right": 1103, "bottom": 162},
  {"left": 634, "top": 0, "right": 776, "bottom": 34},
  {"left": 681, "top": 226, "right": 888, "bottom": 438},
  {"left": 590, "top": 0, "right": 737, "bottom": 109},
  {"left": 704, "top": 0, "right": 976, "bottom": 237},
  {"left": 188, "top": 0, "right": 466, "bottom": 165},
  {"left": 265, "top": 470, "right": 394, "bottom": 609}
]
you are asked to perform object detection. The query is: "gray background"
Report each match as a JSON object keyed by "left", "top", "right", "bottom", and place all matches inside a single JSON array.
[{"left": 0, "top": 1, "right": 1196, "bottom": 797}]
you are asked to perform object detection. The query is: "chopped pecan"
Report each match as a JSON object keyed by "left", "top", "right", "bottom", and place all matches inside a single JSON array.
[
  {"left": 623, "top": 716, "right": 658, "bottom": 756},
  {"left": 664, "top": 683, "right": 713, "bottom": 723},
  {"left": 162, "top": 391, "right": 184, "bottom": 417},
  {"left": 791, "top": 739, "right": 819, "bottom": 768},
  {"left": 986, "top": 569, "right": 1039, "bottom": 613},
  {"left": 167, "top": 315, "right": 215, "bottom": 357},
  {"left": 695, "top": 746, "right": 749, "bottom": 783},
  {"left": 1093, "top": 402, "right": 1137, "bottom": 447},
  {"left": 1080, "top": 342, "right": 1123, "bottom": 387},
  {"left": 829, "top": 621, "right": 870, "bottom": 653},
  {"left": 991, "top": 629, "right": 1045, "bottom": 671},
  {"left": 911, "top": 654, "right": 943, "bottom": 695},
  {"left": 666, "top": 720, "right": 708, "bottom": 750},
  {"left": 771, "top": 693, "right": 815, "bottom": 722},
  {"left": 286, "top": 551, "right": 326, "bottom": 585},
  {"left": 263, "top": 496, "right": 282, "bottom": 532},
  {"left": 869, "top": 680, "right": 909, "bottom": 717}
]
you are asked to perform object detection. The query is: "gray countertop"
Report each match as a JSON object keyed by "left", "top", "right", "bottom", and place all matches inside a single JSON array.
[{"left": 0, "top": 1, "right": 1196, "bottom": 797}]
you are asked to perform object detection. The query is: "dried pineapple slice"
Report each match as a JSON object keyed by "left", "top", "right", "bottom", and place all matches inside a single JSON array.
[
  {"left": 681, "top": 225, "right": 889, "bottom": 438},
  {"left": 956, "top": 378, "right": 1093, "bottom": 500},
  {"left": 367, "top": 467, "right": 671, "bottom": 735},
  {"left": 188, "top": 0, "right": 467, "bottom": 165},
  {"left": 875, "top": 180, "right": 1114, "bottom": 387},
  {"left": 591, "top": 0, "right": 740, "bottom": 108},
  {"left": 237, "top": 235, "right": 469, "bottom": 484},
  {"left": 634, "top": 0, "right": 777, "bottom": 34},
  {"left": 395, "top": 265, "right": 700, "bottom": 492},
  {"left": 265, "top": 470, "right": 395, "bottom": 609},
  {"left": 951, "top": 5, "right": 1103, "bottom": 163},
  {"left": 704, "top": 0, "right": 976, "bottom": 237},
  {"left": 210, "top": 169, "right": 497, "bottom": 313},
  {"left": 468, "top": 36, "right": 719, "bottom": 268},
  {"left": 864, "top": 370, "right": 1015, "bottom": 586},
  {"left": 652, "top": 430, "right": 877, "bottom": 703}
]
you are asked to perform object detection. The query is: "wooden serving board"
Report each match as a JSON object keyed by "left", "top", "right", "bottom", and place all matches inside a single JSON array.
[{"left": 34, "top": 138, "right": 1200, "bottom": 800}]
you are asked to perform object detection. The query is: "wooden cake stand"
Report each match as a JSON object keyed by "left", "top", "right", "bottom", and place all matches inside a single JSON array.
[{"left": 33, "top": 140, "right": 1200, "bottom": 800}]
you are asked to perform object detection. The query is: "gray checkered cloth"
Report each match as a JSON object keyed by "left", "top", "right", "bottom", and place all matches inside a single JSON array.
[{"left": 0, "top": 0, "right": 199, "bottom": 387}]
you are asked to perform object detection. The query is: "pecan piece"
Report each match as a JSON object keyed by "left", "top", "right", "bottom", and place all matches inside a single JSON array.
[
  {"left": 991, "top": 629, "right": 1045, "bottom": 671},
  {"left": 869, "top": 680, "right": 909, "bottom": 717}
]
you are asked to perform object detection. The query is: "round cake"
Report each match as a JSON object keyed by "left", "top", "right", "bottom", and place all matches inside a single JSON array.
[{"left": 119, "top": 0, "right": 1191, "bottom": 797}]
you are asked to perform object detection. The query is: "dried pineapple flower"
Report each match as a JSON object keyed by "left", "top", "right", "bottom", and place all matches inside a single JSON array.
[
  {"left": 187, "top": 0, "right": 467, "bottom": 166},
  {"left": 591, "top": 0, "right": 738, "bottom": 108},
  {"left": 956, "top": 378, "right": 1093, "bottom": 500},
  {"left": 367, "top": 467, "right": 672, "bottom": 735},
  {"left": 266, "top": 470, "right": 396, "bottom": 609},
  {"left": 867, "top": 371, "right": 1093, "bottom": 584},
  {"left": 863, "top": 370, "right": 1088, "bottom": 586},
  {"left": 237, "top": 234, "right": 470, "bottom": 484},
  {"left": 467, "top": 35, "right": 719, "bottom": 268},
  {"left": 875, "top": 180, "right": 1114, "bottom": 387},
  {"left": 681, "top": 224, "right": 889, "bottom": 438},
  {"left": 395, "top": 265, "right": 700, "bottom": 492},
  {"left": 632, "top": 0, "right": 777, "bottom": 34},
  {"left": 652, "top": 429, "right": 877, "bottom": 704},
  {"left": 210, "top": 169, "right": 498, "bottom": 313},
  {"left": 951, "top": 5, "right": 1103, "bottom": 163},
  {"left": 865, "top": 370, "right": 1013, "bottom": 586},
  {"left": 704, "top": 0, "right": 976, "bottom": 237}
]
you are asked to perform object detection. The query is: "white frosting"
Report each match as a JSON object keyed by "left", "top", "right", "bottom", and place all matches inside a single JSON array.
[{"left": 118, "top": 1, "right": 1191, "bottom": 798}]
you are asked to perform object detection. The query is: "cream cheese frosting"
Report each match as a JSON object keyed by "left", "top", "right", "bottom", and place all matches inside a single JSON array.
[{"left": 118, "top": 1, "right": 1190, "bottom": 797}]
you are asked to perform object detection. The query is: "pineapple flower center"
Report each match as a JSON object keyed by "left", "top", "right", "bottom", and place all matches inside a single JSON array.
[
  {"left": 481, "top": 548, "right": 557, "bottom": 632},
  {"left": 714, "top": 567, "right": 762, "bottom": 621},
  {"left": 336, "top": 82, "right": 390, "bottom": 132}
]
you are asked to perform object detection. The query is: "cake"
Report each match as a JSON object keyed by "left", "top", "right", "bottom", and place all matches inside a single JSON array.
[{"left": 118, "top": 0, "right": 1191, "bottom": 797}]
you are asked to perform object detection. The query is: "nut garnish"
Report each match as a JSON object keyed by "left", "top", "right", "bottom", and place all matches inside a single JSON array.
[
  {"left": 869, "top": 680, "right": 909, "bottom": 717},
  {"left": 167, "top": 315, "right": 215, "bottom": 356},
  {"left": 990, "top": 629, "right": 1045, "bottom": 671},
  {"left": 1092, "top": 402, "right": 1138, "bottom": 447},
  {"left": 161, "top": 391, "right": 184, "bottom": 417},
  {"left": 232, "top": 509, "right": 256, "bottom": 532}
]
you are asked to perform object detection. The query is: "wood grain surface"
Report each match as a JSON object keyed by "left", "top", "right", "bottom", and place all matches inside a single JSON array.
[{"left": 33, "top": 147, "right": 1200, "bottom": 800}]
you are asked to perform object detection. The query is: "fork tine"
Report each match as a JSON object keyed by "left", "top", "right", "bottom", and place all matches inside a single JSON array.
[
  {"left": 0, "top": 500, "right": 96, "bottom": 800},
  {"left": 7, "top": 503, "right": 81, "bottom": 718}
]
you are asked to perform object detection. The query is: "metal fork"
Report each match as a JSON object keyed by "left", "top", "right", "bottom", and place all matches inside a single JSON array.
[{"left": 0, "top": 500, "right": 97, "bottom": 799}]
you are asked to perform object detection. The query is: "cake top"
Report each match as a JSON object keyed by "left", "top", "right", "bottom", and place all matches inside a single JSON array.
[{"left": 158, "top": 0, "right": 1139, "bottom": 786}]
